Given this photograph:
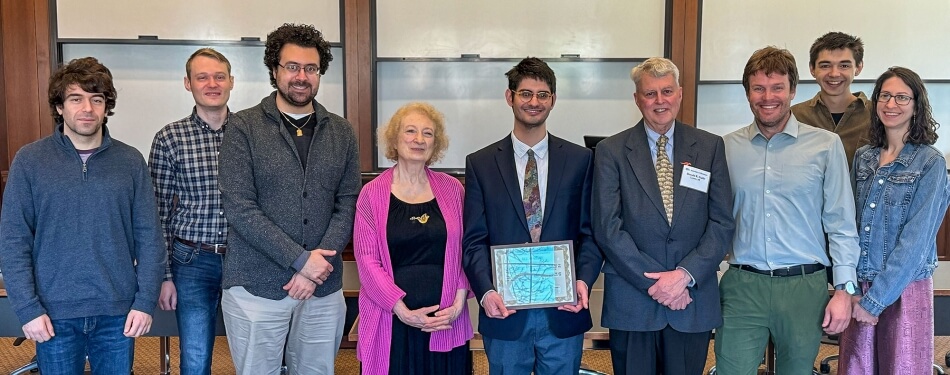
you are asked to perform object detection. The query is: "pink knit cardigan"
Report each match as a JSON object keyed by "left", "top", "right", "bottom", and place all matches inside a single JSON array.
[{"left": 353, "top": 167, "right": 473, "bottom": 374}]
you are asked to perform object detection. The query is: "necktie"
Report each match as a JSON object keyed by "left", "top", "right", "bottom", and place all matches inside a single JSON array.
[
  {"left": 656, "top": 135, "right": 674, "bottom": 224},
  {"left": 523, "top": 149, "right": 543, "bottom": 242}
]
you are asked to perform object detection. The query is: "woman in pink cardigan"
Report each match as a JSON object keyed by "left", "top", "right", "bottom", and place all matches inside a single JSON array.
[{"left": 354, "top": 102, "right": 473, "bottom": 374}]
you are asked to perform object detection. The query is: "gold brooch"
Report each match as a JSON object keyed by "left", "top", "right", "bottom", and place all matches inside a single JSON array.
[{"left": 410, "top": 213, "right": 429, "bottom": 224}]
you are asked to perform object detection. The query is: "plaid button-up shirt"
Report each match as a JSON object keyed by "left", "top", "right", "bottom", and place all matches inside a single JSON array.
[{"left": 148, "top": 108, "right": 231, "bottom": 280}]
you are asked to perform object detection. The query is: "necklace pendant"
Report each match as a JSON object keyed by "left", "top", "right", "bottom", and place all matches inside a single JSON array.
[{"left": 296, "top": 129, "right": 303, "bottom": 137}]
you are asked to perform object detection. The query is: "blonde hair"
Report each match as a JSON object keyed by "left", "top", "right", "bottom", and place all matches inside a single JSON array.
[
  {"left": 630, "top": 57, "right": 680, "bottom": 88},
  {"left": 379, "top": 102, "right": 449, "bottom": 165}
]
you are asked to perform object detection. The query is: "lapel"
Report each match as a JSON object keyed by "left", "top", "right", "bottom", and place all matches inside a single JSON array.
[
  {"left": 493, "top": 137, "right": 530, "bottom": 233},
  {"left": 625, "top": 121, "right": 667, "bottom": 222},
  {"left": 671, "top": 122, "right": 698, "bottom": 228},
  {"left": 542, "top": 135, "right": 567, "bottom": 231}
]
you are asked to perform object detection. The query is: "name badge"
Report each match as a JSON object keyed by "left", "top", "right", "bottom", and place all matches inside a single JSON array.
[{"left": 680, "top": 165, "right": 711, "bottom": 193}]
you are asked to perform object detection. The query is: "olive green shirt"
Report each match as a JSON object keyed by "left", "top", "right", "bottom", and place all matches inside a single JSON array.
[{"left": 791, "top": 91, "right": 871, "bottom": 167}]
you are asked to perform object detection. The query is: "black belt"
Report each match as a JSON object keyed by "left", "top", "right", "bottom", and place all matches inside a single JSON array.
[
  {"left": 730, "top": 263, "right": 825, "bottom": 277},
  {"left": 176, "top": 238, "right": 227, "bottom": 255}
]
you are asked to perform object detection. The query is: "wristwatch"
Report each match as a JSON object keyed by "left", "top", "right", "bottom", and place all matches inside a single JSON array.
[{"left": 834, "top": 281, "right": 859, "bottom": 296}]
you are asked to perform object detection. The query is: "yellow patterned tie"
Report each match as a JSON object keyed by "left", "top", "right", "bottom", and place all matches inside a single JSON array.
[{"left": 656, "top": 135, "right": 673, "bottom": 224}]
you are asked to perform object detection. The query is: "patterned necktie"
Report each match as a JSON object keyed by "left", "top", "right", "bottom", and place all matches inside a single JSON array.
[
  {"left": 656, "top": 135, "right": 674, "bottom": 224},
  {"left": 523, "top": 149, "right": 543, "bottom": 242}
]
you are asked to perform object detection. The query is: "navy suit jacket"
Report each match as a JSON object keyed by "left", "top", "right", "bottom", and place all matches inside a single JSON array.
[
  {"left": 462, "top": 134, "right": 603, "bottom": 340},
  {"left": 592, "top": 121, "right": 735, "bottom": 332}
]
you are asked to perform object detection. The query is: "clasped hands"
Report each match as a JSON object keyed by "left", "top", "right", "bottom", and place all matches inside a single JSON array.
[
  {"left": 284, "top": 248, "right": 337, "bottom": 300},
  {"left": 394, "top": 301, "right": 463, "bottom": 332},
  {"left": 644, "top": 269, "right": 692, "bottom": 310}
]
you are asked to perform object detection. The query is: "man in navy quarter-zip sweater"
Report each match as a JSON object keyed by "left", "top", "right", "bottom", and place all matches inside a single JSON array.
[{"left": 0, "top": 57, "right": 165, "bottom": 374}]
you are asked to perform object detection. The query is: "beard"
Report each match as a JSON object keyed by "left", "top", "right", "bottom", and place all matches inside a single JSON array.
[{"left": 278, "top": 80, "right": 318, "bottom": 107}]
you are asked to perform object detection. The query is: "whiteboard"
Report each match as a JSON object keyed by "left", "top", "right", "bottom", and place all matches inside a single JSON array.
[
  {"left": 695, "top": 82, "right": 950, "bottom": 168},
  {"left": 60, "top": 44, "right": 345, "bottom": 158},
  {"left": 700, "top": 0, "right": 950, "bottom": 80},
  {"left": 376, "top": 0, "right": 665, "bottom": 58},
  {"left": 377, "top": 61, "right": 644, "bottom": 169},
  {"left": 57, "top": 0, "right": 341, "bottom": 43}
]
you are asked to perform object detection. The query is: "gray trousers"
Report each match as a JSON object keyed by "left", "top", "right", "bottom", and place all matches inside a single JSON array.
[{"left": 222, "top": 287, "right": 345, "bottom": 375}]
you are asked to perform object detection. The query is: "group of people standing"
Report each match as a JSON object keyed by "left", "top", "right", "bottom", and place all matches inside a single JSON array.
[{"left": 0, "top": 24, "right": 945, "bottom": 375}]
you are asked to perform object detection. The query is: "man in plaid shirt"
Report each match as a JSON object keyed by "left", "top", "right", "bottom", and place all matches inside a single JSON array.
[{"left": 148, "top": 48, "right": 234, "bottom": 375}]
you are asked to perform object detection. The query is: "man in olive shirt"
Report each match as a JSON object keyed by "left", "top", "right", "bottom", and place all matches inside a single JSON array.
[{"left": 791, "top": 31, "right": 870, "bottom": 166}]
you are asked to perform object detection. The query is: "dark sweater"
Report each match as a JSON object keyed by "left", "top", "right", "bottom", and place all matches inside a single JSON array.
[
  {"left": 218, "top": 92, "right": 360, "bottom": 300},
  {"left": 0, "top": 125, "right": 166, "bottom": 325}
]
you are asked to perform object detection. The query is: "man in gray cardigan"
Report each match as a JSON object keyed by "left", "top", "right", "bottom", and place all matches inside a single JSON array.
[{"left": 218, "top": 24, "right": 360, "bottom": 375}]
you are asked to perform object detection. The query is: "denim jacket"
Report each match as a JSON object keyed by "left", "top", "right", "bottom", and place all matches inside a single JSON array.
[{"left": 851, "top": 143, "right": 949, "bottom": 317}]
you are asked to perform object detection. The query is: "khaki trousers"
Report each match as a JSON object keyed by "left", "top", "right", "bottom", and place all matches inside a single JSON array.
[{"left": 222, "top": 287, "right": 345, "bottom": 375}]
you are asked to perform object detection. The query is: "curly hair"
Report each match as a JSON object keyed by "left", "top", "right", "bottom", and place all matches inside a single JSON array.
[
  {"left": 867, "top": 67, "right": 939, "bottom": 147},
  {"left": 264, "top": 23, "right": 333, "bottom": 88},
  {"left": 48, "top": 57, "right": 117, "bottom": 125},
  {"left": 742, "top": 46, "right": 798, "bottom": 95},
  {"left": 506, "top": 57, "right": 556, "bottom": 94},
  {"left": 379, "top": 102, "right": 449, "bottom": 166}
]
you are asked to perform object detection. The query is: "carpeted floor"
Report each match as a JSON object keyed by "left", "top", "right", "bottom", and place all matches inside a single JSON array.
[{"left": 0, "top": 337, "right": 947, "bottom": 374}]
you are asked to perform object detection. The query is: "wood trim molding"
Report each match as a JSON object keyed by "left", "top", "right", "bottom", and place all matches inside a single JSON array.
[
  {"left": 1, "top": 0, "right": 53, "bottom": 165},
  {"left": 669, "top": 0, "right": 700, "bottom": 126},
  {"left": 0, "top": 9, "right": 8, "bottom": 175},
  {"left": 343, "top": 0, "right": 374, "bottom": 172},
  {"left": 937, "top": 208, "right": 949, "bottom": 261},
  {"left": 1, "top": 170, "right": 7, "bottom": 207}
]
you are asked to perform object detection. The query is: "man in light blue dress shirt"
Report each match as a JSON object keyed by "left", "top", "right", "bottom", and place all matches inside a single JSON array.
[{"left": 715, "top": 46, "right": 861, "bottom": 375}]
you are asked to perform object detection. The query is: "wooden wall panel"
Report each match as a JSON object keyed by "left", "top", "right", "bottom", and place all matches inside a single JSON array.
[
  {"left": 344, "top": 0, "right": 374, "bottom": 172},
  {"left": 669, "top": 0, "right": 700, "bottom": 126},
  {"left": 0, "top": 10, "right": 9, "bottom": 181},
  {"left": 937, "top": 209, "right": 949, "bottom": 261},
  {"left": 1, "top": 0, "right": 53, "bottom": 167}
]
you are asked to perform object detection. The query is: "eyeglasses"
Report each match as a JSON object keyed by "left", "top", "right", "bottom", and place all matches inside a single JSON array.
[
  {"left": 514, "top": 90, "right": 553, "bottom": 103},
  {"left": 278, "top": 63, "right": 321, "bottom": 76},
  {"left": 877, "top": 93, "right": 913, "bottom": 106}
]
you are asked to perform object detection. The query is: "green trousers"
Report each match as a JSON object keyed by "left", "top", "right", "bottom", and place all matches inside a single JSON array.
[{"left": 714, "top": 267, "right": 828, "bottom": 375}]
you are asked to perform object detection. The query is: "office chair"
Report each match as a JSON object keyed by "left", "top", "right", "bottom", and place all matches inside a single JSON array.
[{"left": 8, "top": 337, "right": 38, "bottom": 375}]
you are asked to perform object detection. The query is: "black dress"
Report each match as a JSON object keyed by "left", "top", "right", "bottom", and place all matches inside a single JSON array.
[{"left": 387, "top": 194, "right": 470, "bottom": 375}]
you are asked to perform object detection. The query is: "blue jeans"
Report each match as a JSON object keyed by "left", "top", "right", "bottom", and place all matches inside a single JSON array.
[
  {"left": 36, "top": 314, "right": 133, "bottom": 375},
  {"left": 171, "top": 239, "right": 223, "bottom": 375}
]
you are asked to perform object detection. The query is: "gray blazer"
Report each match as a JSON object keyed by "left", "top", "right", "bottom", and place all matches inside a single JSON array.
[
  {"left": 592, "top": 120, "right": 734, "bottom": 332},
  {"left": 218, "top": 92, "right": 361, "bottom": 300}
]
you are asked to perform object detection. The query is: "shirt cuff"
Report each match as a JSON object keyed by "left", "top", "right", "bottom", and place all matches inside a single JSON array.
[
  {"left": 831, "top": 265, "right": 858, "bottom": 287},
  {"left": 676, "top": 266, "right": 696, "bottom": 288},
  {"left": 291, "top": 251, "right": 311, "bottom": 272},
  {"left": 480, "top": 290, "right": 496, "bottom": 306}
]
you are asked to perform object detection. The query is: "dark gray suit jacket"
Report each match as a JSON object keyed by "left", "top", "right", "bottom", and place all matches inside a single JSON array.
[{"left": 592, "top": 120, "right": 734, "bottom": 332}]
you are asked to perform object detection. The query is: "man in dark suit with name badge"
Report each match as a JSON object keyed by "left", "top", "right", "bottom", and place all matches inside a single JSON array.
[
  {"left": 463, "top": 57, "right": 603, "bottom": 374},
  {"left": 592, "top": 57, "right": 735, "bottom": 375}
]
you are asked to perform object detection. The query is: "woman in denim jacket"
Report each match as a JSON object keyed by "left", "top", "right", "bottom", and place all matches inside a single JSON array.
[{"left": 838, "top": 67, "right": 949, "bottom": 374}]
